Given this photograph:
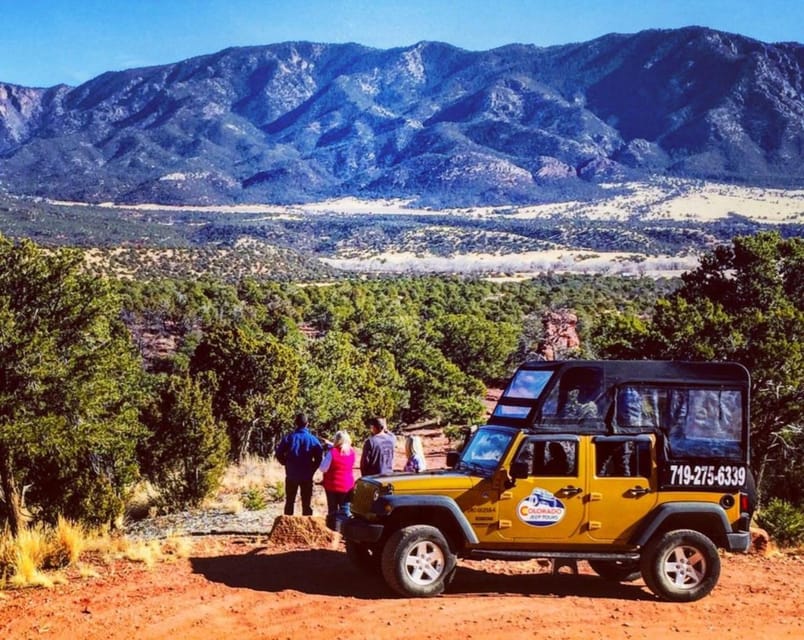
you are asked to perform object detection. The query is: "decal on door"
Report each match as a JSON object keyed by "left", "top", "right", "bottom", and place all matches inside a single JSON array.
[{"left": 517, "top": 488, "right": 566, "bottom": 527}]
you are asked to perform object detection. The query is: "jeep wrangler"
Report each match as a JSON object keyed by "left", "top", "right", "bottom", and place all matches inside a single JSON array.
[{"left": 341, "top": 360, "right": 755, "bottom": 602}]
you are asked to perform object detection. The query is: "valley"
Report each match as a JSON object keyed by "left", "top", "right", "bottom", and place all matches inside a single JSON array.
[{"left": 2, "top": 178, "right": 801, "bottom": 280}]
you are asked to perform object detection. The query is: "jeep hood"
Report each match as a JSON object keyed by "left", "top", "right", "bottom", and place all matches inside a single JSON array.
[{"left": 368, "top": 470, "right": 480, "bottom": 492}]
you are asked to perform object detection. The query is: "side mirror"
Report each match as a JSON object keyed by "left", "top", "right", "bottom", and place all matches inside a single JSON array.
[
  {"left": 446, "top": 451, "right": 460, "bottom": 468},
  {"left": 510, "top": 461, "right": 529, "bottom": 480}
]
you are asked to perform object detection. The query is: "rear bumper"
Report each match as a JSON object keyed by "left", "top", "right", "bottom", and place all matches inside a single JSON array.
[
  {"left": 726, "top": 531, "right": 751, "bottom": 553},
  {"left": 341, "top": 516, "right": 384, "bottom": 544}
]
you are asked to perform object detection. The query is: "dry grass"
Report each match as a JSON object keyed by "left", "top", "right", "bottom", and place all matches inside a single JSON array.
[
  {"left": 3, "top": 524, "right": 57, "bottom": 589},
  {"left": 86, "top": 530, "right": 194, "bottom": 568},
  {"left": 219, "top": 454, "right": 285, "bottom": 494},
  {"left": 55, "top": 516, "right": 86, "bottom": 566},
  {"left": 204, "top": 454, "right": 286, "bottom": 512},
  {"left": 0, "top": 518, "right": 195, "bottom": 590}
]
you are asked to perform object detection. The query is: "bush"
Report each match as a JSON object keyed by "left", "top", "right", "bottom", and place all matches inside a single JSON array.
[
  {"left": 269, "top": 481, "right": 285, "bottom": 502},
  {"left": 139, "top": 374, "right": 230, "bottom": 511},
  {"left": 756, "top": 498, "right": 804, "bottom": 547},
  {"left": 241, "top": 486, "right": 268, "bottom": 511}
]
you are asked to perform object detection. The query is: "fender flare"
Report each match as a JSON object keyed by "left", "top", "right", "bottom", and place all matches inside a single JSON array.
[
  {"left": 632, "top": 502, "right": 731, "bottom": 547},
  {"left": 375, "top": 494, "right": 479, "bottom": 545}
]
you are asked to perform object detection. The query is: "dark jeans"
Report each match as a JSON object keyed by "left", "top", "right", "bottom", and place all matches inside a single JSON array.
[
  {"left": 325, "top": 489, "right": 353, "bottom": 516},
  {"left": 284, "top": 479, "right": 313, "bottom": 515}
]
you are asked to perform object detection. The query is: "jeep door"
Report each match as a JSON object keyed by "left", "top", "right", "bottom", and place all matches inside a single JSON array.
[
  {"left": 496, "top": 436, "right": 586, "bottom": 542},
  {"left": 586, "top": 435, "right": 658, "bottom": 543}
]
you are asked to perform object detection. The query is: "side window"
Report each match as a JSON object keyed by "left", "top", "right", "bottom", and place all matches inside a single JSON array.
[
  {"left": 615, "top": 385, "right": 745, "bottom": 460},
  {"left": 515, "top": 439, "right": 578, "bottom": 477},
  {"left": 595, "top": 439, "right": 652, "bottom": 477},
  {"left": 542, "top": 366, "right": 605, "bottom": 421},
  {"left": 616, "top": 386, "right": 664, "bottom": 429}
]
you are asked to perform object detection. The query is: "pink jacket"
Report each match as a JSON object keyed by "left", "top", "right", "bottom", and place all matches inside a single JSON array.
[{"left": 322, "top": 447, "right": 356, "bottom": 493}]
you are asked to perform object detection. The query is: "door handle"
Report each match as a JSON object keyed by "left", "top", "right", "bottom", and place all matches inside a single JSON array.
[
  {"left": 561, "top": 486, "right": 583, "bottom": 497},
  {"left": 628, "top": 486, "right": 651, "bottom": 496}
]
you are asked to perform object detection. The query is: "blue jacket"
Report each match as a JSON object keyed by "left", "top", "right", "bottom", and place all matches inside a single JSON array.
[{"left": 276, "top": 426, "right": 323, "bottom": 482}]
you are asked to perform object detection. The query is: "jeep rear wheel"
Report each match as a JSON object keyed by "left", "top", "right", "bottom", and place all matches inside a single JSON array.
[
  {"left": 381, "top": 525, "right": 457, "bottom": 597},
  {"left": 588, "top": 559, "right": 641, "bottom": 583},
  {"left": 640, "top": 529, "right": 720, "bottom": 602},
  {"left": 345, "top": 540, "right": 381, "bottom": 574}
]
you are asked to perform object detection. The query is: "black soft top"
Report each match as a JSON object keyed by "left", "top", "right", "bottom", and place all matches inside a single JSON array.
[{"left": 490, "top": 360, "right": 750, "bottom": 437}]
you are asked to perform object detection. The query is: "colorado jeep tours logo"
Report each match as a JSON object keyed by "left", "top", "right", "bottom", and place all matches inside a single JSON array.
[{"left": 517, "top": 488, "right": 566, "bottom": 527}]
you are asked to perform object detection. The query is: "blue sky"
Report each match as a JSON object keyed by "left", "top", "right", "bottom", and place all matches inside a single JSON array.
[{"left": 3, "top": 0, "right": 802, "bottom": 87}]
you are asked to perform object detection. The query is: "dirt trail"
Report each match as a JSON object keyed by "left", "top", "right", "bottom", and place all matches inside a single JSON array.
[
  {"left": 1, "top": 535, "right": 802, "bottom": 640},
  {"left": 3, "top": 419, "right": 802, "bottom": 639}
]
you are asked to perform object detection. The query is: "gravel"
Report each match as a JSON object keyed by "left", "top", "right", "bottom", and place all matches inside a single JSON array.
[{"left": 123, "top": 503, "right": 286, "bottom": 540}]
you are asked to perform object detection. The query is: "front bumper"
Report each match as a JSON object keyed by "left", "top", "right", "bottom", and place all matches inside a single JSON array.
[{"left": 341, "top": 516, "right": 384, "bottom": 544}]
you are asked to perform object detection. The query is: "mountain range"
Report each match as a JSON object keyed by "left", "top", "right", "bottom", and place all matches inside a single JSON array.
[{"left": 0, "top": 27, "right": 802, "bottom": 207}]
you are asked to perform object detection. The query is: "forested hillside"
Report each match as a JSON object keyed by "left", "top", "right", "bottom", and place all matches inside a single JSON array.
[{"left": 0, "top": 232, "right": 801, "bottom": 545}]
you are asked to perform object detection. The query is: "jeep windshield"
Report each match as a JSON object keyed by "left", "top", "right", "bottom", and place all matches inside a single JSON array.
[{"left": 457, "top": 427, "right": 515, "bottom": 475}]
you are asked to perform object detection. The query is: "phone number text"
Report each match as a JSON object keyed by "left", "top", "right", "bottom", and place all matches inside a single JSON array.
[{"left": 668, "top": 464, "right": 747, "bottom": 487}]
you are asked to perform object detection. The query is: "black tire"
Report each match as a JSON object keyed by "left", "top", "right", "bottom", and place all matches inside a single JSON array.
[
  {"left": 640, "top": 529, "right": 721, "bottom": 602},
  {"left": 588, "top": 559, "right": 642, "bottom": 583},
  {"left": 345, "top": 540, "right": 382, "bottom": 574},
  {"left": 380, "top": 525, "right": 457, "bottom": 597}
]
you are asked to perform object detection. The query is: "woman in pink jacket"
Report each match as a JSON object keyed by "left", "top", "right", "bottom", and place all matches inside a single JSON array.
[{"left": 319, "top": 430, "right": 356, "bottom": 516}]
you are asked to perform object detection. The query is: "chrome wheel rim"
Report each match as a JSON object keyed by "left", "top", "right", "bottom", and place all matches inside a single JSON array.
[
  {"left": 404, "top": 540, "right": 446, "bottom": 586},
  {"left": 662, "top": 544, "right": 706, "bottom": 589}
]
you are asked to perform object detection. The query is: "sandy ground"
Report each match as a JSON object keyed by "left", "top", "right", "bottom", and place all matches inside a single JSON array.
[
  {"left": 1, "top": 535, "right": 802, "bottom": 640},
  {"left": 47, "top": 179, "right": 804, "bottom": 223}
]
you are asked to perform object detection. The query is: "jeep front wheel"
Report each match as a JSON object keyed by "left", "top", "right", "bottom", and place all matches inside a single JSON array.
[
  {"left": 640, "top": 529, "right": 720, "bottom": 602},
  {"left": 381, "top": 525, "right": 457, "bottom": 597}
]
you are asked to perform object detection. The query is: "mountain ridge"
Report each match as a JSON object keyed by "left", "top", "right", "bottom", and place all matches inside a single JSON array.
[{"left": 1, "top": 27, "right": 802, "bottom": 206}]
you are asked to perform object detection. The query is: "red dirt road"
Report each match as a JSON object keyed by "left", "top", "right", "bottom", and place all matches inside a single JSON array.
[{"left": 1, "top": 536, "right": 802, "bottom": 640}]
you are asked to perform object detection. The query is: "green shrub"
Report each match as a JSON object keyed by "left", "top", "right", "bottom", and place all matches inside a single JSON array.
[
  {"left": 241, "top": 486, "right": 268, "bottom": 511},
  {"left": 442, "top": 424, "right": 464, "bottom": 443},
  {"left": 139, "top": 373, "right": 230, "bottom": 511},
  {"left": 756, "top": 498, "right": 804, "bottom": 547},
  {"left": 268, "top": 481, "right": 285, "bottom": 502}
]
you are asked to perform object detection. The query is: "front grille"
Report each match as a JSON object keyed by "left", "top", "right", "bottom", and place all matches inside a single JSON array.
[{"left": 351, "top": 479, "right": 379, "bottom": 517}]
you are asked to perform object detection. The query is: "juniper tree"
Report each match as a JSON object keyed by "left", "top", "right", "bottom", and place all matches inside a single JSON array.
[{"left": 0, "top": 238, "right": 145, "bottom": 535}]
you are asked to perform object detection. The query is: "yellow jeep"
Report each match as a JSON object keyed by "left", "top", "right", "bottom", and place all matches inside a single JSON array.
[{"left": 341, "top": 360, "right": 755, "bottom": 602}]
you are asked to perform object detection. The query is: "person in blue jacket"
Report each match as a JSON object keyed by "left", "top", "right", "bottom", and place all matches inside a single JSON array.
[{"left": 276, "top": 413, "right": 323, "bottom": 515}]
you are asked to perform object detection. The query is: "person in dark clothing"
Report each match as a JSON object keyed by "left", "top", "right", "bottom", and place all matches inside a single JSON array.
[
  {"left": 276, "top": 413, "right": 323, "bottom": 515},
  {"left": 360, "top": 417, "right": 396, "bottom": 476}
]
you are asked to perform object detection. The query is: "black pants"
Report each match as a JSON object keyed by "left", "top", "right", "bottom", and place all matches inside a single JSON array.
[
  {"left": 284, "top": 479, "right": 313, "bottom": 515},
  {"left": 325, "top": 489, "right": 354, "bottom": 516}
]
